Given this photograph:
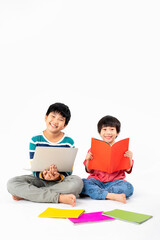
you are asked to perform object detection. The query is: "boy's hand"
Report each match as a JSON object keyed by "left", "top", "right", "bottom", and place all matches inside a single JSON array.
[
  {"left": 42, "top": 164, "right": 60, "bottom": 181},
  {"left": 49, "top": 164, "right": 58, "bottom": 175},
  {"left": 85, "top": 151, "right": 93, "bottom": 172},
  {"left": 124, "top": 150, "right": 133, "bottom": 171},
  {"left": 86, "top": 151, "right": 93, "bottom": 161}
]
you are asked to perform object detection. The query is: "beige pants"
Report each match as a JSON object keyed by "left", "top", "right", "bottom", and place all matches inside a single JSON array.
[{"left": 7, "top": 174, "right": 83, "bottom": 203}]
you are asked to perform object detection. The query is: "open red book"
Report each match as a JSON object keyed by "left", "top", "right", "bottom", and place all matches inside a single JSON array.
[{"left": 88, "top": 138, "right": 131, "bottom": 173}]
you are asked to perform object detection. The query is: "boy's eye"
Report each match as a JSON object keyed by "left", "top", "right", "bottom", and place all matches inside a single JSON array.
[{"left": 110, "top": 128, "right": 116, "bottom": 131}]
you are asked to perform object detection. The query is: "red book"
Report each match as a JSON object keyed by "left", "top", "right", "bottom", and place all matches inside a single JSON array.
[{"left": 88, "top": 138, "right": 131, "bottom": 173}]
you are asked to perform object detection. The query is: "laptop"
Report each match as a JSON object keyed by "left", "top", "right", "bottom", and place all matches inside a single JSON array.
[{"left": 29, "top": 147, "right": 78, "bottom": 172}]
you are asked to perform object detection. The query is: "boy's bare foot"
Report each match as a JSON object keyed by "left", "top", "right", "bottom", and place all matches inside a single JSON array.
[
  {"left": 12, "top": 195, "right": 24, "bottom": 201},
  {"left": 106, "top": 193, "right": 126, "bottom": 203},
  {"left": 59, "top": 194, "right": 76, "bottom": 207}
]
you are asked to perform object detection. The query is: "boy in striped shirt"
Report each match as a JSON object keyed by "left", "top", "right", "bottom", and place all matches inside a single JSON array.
[{"left": 7, "top": 103, "right": 83, "bottom": 206}]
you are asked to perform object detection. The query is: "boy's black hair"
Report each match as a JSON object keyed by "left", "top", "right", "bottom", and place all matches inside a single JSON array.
[
  {"left": 97, "top": 115, "right": 121, "bottom": 134},
  {"left": 46, "top": 102, "right": 71, "bottom": 125}
]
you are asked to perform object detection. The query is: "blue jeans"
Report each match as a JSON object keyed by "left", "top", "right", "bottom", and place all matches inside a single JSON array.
[{"left": 81, "top": 178, "right": 134, "bottom": 200}]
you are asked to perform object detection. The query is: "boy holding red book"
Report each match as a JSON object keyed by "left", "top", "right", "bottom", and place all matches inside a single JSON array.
[{"left": 81, "top": 115, "right": 134, "bottom": 203}]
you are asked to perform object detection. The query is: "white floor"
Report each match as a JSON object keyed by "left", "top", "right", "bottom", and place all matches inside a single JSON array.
[{"left": 1, "top": 166, "right": 160, "bottom": 240}]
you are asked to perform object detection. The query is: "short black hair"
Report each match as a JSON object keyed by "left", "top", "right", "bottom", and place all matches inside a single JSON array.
[
  {"left": 97, "top": 115, "right": 121, "bottom": 134},
  {"left": 46, "top": 102, "right": 71, "bottom": 125}
]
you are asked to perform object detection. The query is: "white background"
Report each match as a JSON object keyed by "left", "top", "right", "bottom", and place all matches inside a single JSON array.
[{"left": 0, "top": 1, "right": 160, "bottom": 239}]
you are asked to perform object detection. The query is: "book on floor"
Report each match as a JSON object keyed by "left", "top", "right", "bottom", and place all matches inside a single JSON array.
[
  {"left": 68, "top": 211, "right": 114, "bottom": 223},
  {"left": 38, "top": 208, "right": 85, "bottom": 219},
  {"left": 88, "top": 138, "right": 131, "bottom": 173},
  {"left": 102, "top": 209, "right": 153, "bottom": 224}
]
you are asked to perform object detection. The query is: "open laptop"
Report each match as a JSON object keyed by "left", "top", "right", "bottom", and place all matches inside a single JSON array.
[{"left": 29, "top": 147, "right": 78, "bottom": 172}]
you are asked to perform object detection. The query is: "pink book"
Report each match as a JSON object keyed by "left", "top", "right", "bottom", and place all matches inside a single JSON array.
[{"left": 68, "top": 211, "right": 114, "bottom": 223}]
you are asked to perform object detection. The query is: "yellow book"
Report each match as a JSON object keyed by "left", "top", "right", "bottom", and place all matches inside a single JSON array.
[{"left": 38, "top": 208, "right": 85, "bottom": 219}]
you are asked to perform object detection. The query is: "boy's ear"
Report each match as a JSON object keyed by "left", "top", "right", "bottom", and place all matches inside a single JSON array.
[
  {"left": 62, "top": 124, "right": 67, "bottom": 130},
  {"left": 116, "top": 133, "right": 119, "bottom": 138}
]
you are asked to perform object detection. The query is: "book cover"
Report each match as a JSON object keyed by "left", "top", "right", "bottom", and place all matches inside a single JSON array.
[
  {"left": 68, "top": 211, "right": 114, "bottom": 223},
  {"left": 38, "top": 208, "right": 85, "bottom": 219},
  {"left": 103, "top": 209, "right": 153, "bottom": 224},
  {"left": 88, "top": 138, "right": 131, "bottom": 173}
]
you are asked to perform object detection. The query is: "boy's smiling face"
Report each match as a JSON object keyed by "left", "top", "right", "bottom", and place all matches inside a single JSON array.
[
  {"left": 100, "top": 126, "right": 119, "bottom": 145},
  {"left": 45, "top": 112, "right": 66, "bottom": 134}
]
